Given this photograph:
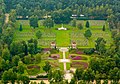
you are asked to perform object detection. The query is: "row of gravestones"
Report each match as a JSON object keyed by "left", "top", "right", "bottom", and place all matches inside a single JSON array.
[{"left": 38, "top": 39, "right": 56, "bottom": 46}]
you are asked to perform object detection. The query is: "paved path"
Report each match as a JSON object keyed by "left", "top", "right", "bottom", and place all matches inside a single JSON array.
[
  {"left": 5, "top": 14, "right": 9, "bottom": 23},
  {"left": 59, "top": 48, "right": 73, "bottom": 82},
  {"left": 59, "top": 48, "right": 69, "bottom": 71}
]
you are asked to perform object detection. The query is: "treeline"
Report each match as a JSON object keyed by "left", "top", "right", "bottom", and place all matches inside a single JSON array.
[
  {"left": 3, "top": 0, "right": 120, "bottom": 29},
  {"left": 4, "top": 0, "right": 120, "bottom": 19}
]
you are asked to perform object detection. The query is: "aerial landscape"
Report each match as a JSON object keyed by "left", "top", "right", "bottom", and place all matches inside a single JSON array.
[{"left": 0, "top": 0, "right": 120, "bottom": 84}]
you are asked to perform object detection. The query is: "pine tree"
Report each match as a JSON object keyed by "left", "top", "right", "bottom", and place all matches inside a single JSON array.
[
  {"left": 19, "top": 24, "right": 23, "bottom": 31},
  {"left": 86, "top": 21, "right": 90, "bottom": 28}
]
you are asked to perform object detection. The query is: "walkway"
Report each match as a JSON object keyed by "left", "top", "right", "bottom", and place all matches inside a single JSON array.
[
  {"left": 59, "top": 48, "right": 73, "bottom": 82},
  {"left": 5, "top": 14, "right": 9, "bottom": 23}
]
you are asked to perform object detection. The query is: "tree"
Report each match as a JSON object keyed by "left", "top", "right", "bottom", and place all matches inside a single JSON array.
[
  {"left": 36, "top": 30, "right": 42, "bottom": 39},
  {"left": 70, "top": 78, "right": 76, "bottom": 84},
  {"left": 84, "top": 29, "right": 92, "bottom": 39},
  {"left": 53, "top": 70, "right": 63, "bottom": 82},
  {"left": 82, "top": 68, "right": 95, "bottom": 83},
  {"left": 71, "top": 19, "right": 76, "bottom": 27},
  {"left": 18, "top": 61, "right": 25, "bottom": 74},
  {"left": 16, "top": 4, "right": 23, "bottom": 16},
  {"left": 12, "top": 55, "right": 20, "bottom": 66},
  {"left": 1, "top": 71, "right": 8, "bottom": 84},
  {"left": 24, "top": 54, "right": 31, "bottom": 64},
  {"left": 0, "top": 58, "right": 9, "bottom": 71},
  {"left": 19, "top": 24, "right": 23, "bottom": 31},
  {"left": 95, "top": 37, "right": 106, "bottom": 55},
  {"left": 40, "top": 80, "right": 45, "bottom": 84},
  {"left": 28, "top": 39, "right": 38, "bottom": 54},
  {"left": 43, "top": 61, "right": 51, "bottom": 73},
  {"left": 75, "top": 68, "right": 84, "bottom": 81},
  {"left": 28, "top": 43, "right": 35, "bottom": 55},
  {"left": 10, "top": 41, "right": 25, "bottom": 56},
  {"left": 109, "top": 67, "right": 120, "bottom": 83},
  {"left": 52, "top": 8, "right": 72, "bottom": 24},
  {"left": 2, "top": 48, "right": 10, "bottom": 61},
  {"left": 98, "top": 40, "right": 106, "bottom": 55},
  {"left": 48, "top": 69, "right": 53, "bottom": 82},
  {"left": 43, "top": 18, "right": 54, "bottom": 28},
  {"left": 0, "top": 23, "right": 2, "bottom": 33},
  {"left": 17, "top": 74, "right": 30, "bottom": 84},
  {"left": 29, "top": 15, "right": 38, "bottom": 28},
  {"left": 2, "top": 69, "right": 17, "bottom": 84},
  {"left": 9, "top": 9, "right": 16, "bottom": 22},
  {"left": 34, "top": 53, "right": 41, "bottom": 64},
  {"left": 102, "top": 25, "right": 105, "bottom": 31},
  {"left": 77, "top": 23, "right": 83, "bottom": 30},
  {"left": 85, "top": 21, "right": 90, "bottom": 28}
]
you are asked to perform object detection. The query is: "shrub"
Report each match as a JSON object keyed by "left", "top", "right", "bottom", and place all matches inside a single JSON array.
[
  {"left": 84, "top": 48, "right": 95, "bottom": 55},
  {"left": 85, "top": 20, "right": 90, "bottom": 28},
  {"left": 50, "top": 49, "right": 59, "bottom": 54},
  {"left": 71, "top": 62, "right": 88, "bottom": 69},
  {"left": 69, "top": 49, "right": 76, "bottom": 54},
  {"left": 19, "top": 24, "right": 23, "bottom": 31},
  {"left": 36, "top": 75, "right": 48, "bottom": 78},
  {"left": 77, "top": 23, "right": 83, "bottom": 30}
]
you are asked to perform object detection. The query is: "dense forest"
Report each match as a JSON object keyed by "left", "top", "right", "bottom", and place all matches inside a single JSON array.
[
  {"left": 3, "top": 0, "right": 120, "bottom": 26},
  {"left": 0, "top": 0, "right": 120, "bottom": 84}
]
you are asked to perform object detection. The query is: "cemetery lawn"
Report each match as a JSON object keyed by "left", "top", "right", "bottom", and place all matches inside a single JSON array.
[{"left": 13, "top": 20, "right": 113, "bottom": 48}]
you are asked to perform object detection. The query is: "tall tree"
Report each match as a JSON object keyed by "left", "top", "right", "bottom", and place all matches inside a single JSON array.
[
  {"left": 43, "top": 18, "right": 54, "bottom": 28},
  {"left": 71, "top": 19, "right": 76, "bottom": 27},
  {"left": 2, "top": 69, "right": 17, "bottom": 84},
  {"left": 9, "top": 9, "right": 16, "bottom": 22},
  {"left": 2, "top": 48, "right": 10, "bottom": 61},
  {"left": 36, "top": 30, "right": 42, "bottom": 39},
  {"left": 17, "top": 74, "right": 30, "bottom": 84},
  {"left": 84, "top": 29, "right": 92, "bottom": 39},
  {"left": 53, "top": 70, "right": 63, "bottom": 83},
  {"left": 102, "top": 25, "right": 105, "bottom": 31},
  {"left": 75, "top": 68, "right": 84, "bottom": 81},
  {"left": 77, "top": 23, "right": 83, "bottom": 30},
  {"left": 85, "top": 21, "right": 90, "bottom": 28},
  {"left": 17, "top": 61, "right": 25, "bottom": 74},
  {"left": 82, "top": 68, "right": 95, "bottom": 83},
  {"left": 12, "top": 55, "right": 20, "bottom": 66},
  {"left": 24, "top": 54, "right": 31, "bottom": 64},
  {"left": 43, "top": 61, "right": 51, "bottom": 73},
  {"left": 29, "top": 15, "right": 38, "bottom": 28},
  {"left": 19, "top": 24, "right": 23, "bottom": 31}
]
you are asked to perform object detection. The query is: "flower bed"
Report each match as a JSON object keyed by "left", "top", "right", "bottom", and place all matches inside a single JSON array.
[
  {"left": 76, "top": 49, "right": 83, "bottom": 54},
  {"left": 27, "top": 65, "right": 40, "bottom": 75},
  {"left": 69, "top": 55, "right": 87, "bottom": 60},
  {"left": 70, "top": 62, "right": 88, "bottom": 69},
  {"left": 69, "top": 49, "right": 83, "bottom": 54},
  {"left": 69, "top": 55, "right": 82, "bottom": 60},
  {"left": 43, "top": 48, "right": 51, "bottom": 52},
  {"left": 27, "top": 65, "right": 40, "bottom": 70},
  {"left": 49, "top": 62, "right": 59, "bottom": 67},
  {"left": 49, "top": 54, "right": 60, "bottom": 60}
]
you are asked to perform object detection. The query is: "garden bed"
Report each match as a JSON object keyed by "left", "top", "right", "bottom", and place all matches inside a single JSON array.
[
  {"left": 49, "top": 54, "right": 60, "bottom": 60},
  {"left": 49, "top": 62, "right": 59, "bottom": 67},
  {"left": 27, "top": 65, "right": 40, "bottom": 75},
  {"left": 69, "top": 49, "right": 84, "bottom": 54},
  {"left": 70, "top": 62, "right": 88, "bottom": 69},
  {"left": 69, "top": 54, "right": 87, "bottom": 60},
  {"left": 27, "top": 65, "right": 40, "bottom": 69}
]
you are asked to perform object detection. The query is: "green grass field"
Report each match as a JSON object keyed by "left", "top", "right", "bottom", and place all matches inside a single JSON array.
[{"left": 13, "top": 20, "right": 113, "bottom": 48}]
